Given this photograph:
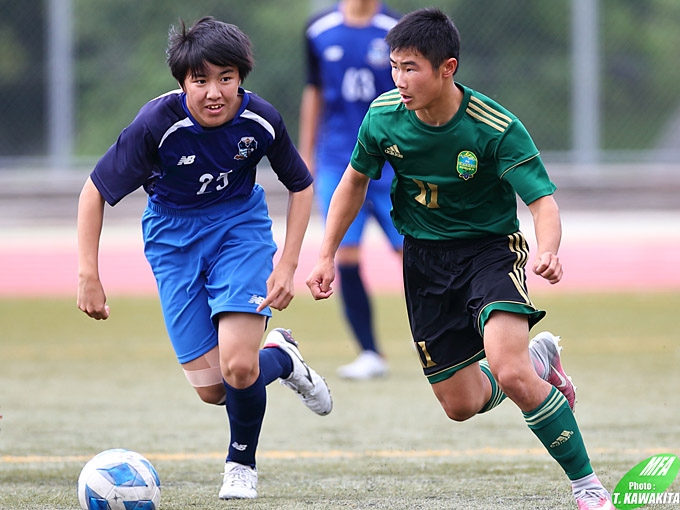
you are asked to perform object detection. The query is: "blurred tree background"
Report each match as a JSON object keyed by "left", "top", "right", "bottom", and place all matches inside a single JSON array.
[{"left": 1, "top": 0, "right": 679, "bottom": 163}]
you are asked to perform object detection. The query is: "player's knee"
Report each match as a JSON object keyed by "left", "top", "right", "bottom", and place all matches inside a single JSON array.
[
  {"left": 221, "top": 359, "right": 259, "bottom": 388},
  {"left": 493, "top": 365, "right": 531, "bottom": 401},
  {"left": 183, "top": 363, "right": 225, "bottom": 404},
  {"left": 194, "top": 385, "right": 226, "bottom": 405},
  {"left": 439, "top": 398, "right": 478, "bottom": 422}
]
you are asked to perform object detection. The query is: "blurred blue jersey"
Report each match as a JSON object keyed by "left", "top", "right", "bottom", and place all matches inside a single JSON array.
[
  {"left": 305, "top": 5, "right": 399, "bottom": 172},
  {"left": 91, "top": 89, "right": 312, "bottom": 209}
]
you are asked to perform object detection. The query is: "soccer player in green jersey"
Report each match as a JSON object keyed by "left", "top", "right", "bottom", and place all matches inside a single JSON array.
[{"left": 307, "top": 7, "right": 613, "bottom": 510}]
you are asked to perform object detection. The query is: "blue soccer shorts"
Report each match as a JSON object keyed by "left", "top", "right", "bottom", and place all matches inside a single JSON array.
[
  {"left": 141, "top": 185, "right": 276, "bottom": 364},
  {"left": 315, "top": 164, "right": 402, "bottom": 250}
]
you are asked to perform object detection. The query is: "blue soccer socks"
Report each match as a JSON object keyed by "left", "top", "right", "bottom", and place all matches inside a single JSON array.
[
  {"left": 224, "top": 374, "right": 266, "bottom": 467},
  {"left": 259, "top": 344, "right": 293, "bottom": 384},
  {"left": 338, "top": 263, "right": 377, "bottom": 353}
]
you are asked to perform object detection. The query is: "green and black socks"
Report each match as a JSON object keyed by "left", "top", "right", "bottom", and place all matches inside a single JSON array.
[{"left": 523, "top": 386, "right": 593, "bottom": 480}]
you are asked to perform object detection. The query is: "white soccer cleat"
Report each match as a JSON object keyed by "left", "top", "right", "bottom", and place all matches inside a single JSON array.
[
  {"left": 219, "top": 461, "right": 257, "bottom": 500},
  {"left": 264, "top": 328, "right": 333, "bottom": 416},
  {"left": 529, "top": 331, "right": 577, "bottom": 411},
  {"left": 337, "top": 351, "right": 388, "bottom": 380}
]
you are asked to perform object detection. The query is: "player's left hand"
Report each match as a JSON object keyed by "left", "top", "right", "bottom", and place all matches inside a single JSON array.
[{"left": 532, "top": 252, "right": 563, "bottom": 284}]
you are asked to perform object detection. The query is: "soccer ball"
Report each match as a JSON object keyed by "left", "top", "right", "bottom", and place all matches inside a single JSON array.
[{"left": 77, "top": 448, "right": 161, "bottom": 510}]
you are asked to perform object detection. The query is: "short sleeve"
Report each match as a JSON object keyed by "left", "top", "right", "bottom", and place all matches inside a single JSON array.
[
  {"left": 349, "top": 111, "right": 385, "bottom": 180},
  {"left": 497, "top": 121, "right": 556, "bottom": 205}
]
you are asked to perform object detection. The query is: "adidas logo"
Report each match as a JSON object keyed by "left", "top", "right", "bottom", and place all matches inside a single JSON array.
[
  {"left": 384, "top": 144, "right": 403, "bottom": 158},
  {"left": 550, "top": 430, "right": 574, "bottom": 448}
]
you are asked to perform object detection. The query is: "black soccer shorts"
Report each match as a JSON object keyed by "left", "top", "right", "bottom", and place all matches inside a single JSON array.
[{"left": 402, "top": 232, "right": 545, "bottom": 384}]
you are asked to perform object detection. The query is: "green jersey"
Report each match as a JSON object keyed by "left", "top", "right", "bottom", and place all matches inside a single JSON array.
[{"left": 350, "top": 83, "right": 556, "bottom": 240}]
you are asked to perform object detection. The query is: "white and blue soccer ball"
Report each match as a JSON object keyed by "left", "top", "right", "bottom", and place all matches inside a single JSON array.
[{"left": 77, "top": 448, "right": 161, "bottom": 510}]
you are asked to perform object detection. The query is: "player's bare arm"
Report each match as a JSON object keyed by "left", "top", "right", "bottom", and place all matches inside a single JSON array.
[
  {"left": 306, "top": 165, "right": 370, "bottom": 300},
  {"left": 257, "top": 183, "right": 313, "bottom": 312},
  {"left": 528, "top": 194, "right": 563, "bottom": 284},
  {"left": 298, "top": 84, "right": 323, "bottom": 173},
  {"left": 76, "top": 177, "right": 110, "bottom": 320}
]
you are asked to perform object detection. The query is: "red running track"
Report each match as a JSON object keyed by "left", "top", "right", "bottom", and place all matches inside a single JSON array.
[{"left": 2, "top": 212, "right": 679, "bottom": 298}]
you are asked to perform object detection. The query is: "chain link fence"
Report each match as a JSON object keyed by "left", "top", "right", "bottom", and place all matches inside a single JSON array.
[
  {"left": 2, "top": 0, "right": 680, "bottom": 161},
  {"left": 0, "top": 0, "right": 679, "bottom": 224}
]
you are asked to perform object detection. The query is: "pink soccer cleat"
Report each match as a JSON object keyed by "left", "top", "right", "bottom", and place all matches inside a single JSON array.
[{"left": 529, "top": 331, "right": 577, "bottom": 411}]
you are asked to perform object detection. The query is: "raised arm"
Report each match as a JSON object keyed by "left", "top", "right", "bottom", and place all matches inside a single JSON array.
[
  {"left": 527, "top": 194, "right": 563, "bottom": 285},
  {"left": 76, "top": 177, "right": 110, "bottom": 319}
]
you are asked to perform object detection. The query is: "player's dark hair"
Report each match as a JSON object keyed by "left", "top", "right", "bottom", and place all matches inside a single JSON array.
[
  {"left": 385, "top": 7, "right": 460, "bottom": 74},
  {"left": 167, "top": 16, "right": 254, "bottom": 85}
]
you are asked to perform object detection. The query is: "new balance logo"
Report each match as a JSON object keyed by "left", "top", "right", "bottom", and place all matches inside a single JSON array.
[
  {"left": 248, "top": 295, "right": 265, "bottom": 305},
  {"left": 231, "top": 442, "right": 248, "bottom": 451},
  {"left": 177, "top": 155, "right": 196, "bottom": 165},
  {"left": 384, "top": 144, "right": 403, "bottom": 158},
  {"left": 550, "top": 430, "right": 574, "bottom": 448}
]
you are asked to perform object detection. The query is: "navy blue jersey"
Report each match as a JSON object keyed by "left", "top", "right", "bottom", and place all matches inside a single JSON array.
[
  {"left": 91, "top": 88, "right": 312, "bottom": 208},
  {"left": 304, "top": 4, "right": 399, "bottom": 169}
]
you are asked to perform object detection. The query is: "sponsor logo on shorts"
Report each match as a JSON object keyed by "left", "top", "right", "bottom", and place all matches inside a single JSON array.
[{"left": 248, "top": 295, "right": 265, "bottom": 305}]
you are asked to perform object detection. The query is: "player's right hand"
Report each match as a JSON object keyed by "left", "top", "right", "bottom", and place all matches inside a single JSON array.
[
  {"left": 532, "top": 251, "right": 563, "bottom": 285},
  {"left": 77, "top": 278, "right": 110, "bottom": 320},
  {"left": 306, "top": 259, "right": 336, "bottom": 300}
]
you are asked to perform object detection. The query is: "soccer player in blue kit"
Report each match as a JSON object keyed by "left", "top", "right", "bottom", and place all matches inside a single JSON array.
[
  {"left": 77, "top": 17, "right": 332, "bottom": 500},
  {"left": 299, "top": 0, "right": 403, "bottom": 379}
]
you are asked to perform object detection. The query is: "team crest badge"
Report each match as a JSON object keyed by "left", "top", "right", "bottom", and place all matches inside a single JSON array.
[
  {"left": 234, "top": 137, "right": 257, "bottom": 160},
  {"left": 456, "top": 151, "right": 478, "bottom": 180}
]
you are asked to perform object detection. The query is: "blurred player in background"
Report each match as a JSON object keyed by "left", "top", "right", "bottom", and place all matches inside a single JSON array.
[
  {"left": 77, "top": 16, "right": 332, "bottom": 501},
  {"left": 299, "top": 0, "right": 402, "bottom": 380},
  {"left": 307, "top": 8, "right": 613, "bottom": 510}
]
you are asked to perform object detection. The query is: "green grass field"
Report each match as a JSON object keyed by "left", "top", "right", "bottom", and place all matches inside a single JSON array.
[{"left": 1, "top": 292, "right": 679, "bottom": 509}]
